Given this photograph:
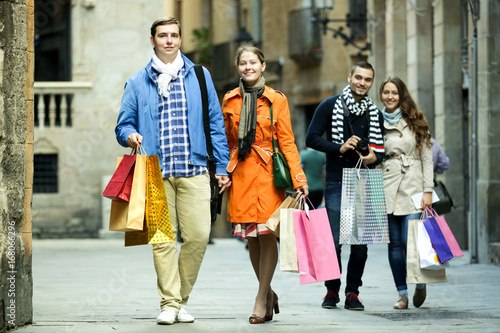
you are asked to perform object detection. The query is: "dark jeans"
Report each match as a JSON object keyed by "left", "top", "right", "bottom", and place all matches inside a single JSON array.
[
  {"left": 324, "top": 181, "right": 368, "bottom": 296},
  {"left": 387, "top": 213, "right": 420, "bottom": 291}
]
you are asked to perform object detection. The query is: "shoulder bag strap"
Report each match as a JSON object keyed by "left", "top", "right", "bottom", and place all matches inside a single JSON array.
[
  {"left": 193, "top": 65, "right": 215, "bottom": 162},
  {"left": 194, "top": 65, "right": 222, "bottom": 215},
  {"left": 269, "top": 102, "right": 277, "bottom": 153}
]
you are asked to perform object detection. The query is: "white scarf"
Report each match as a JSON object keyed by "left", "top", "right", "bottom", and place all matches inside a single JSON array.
[{"left": 151, "top": 50, "right": 184, "bottom": 97}]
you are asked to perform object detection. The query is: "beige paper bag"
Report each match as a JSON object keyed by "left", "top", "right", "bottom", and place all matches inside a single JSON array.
[
  {"left": 279, "top": 208, "right": 301, "bottom": 272},
  {"left": 109, "top": 154, "right": 147, "bottom": 232},
  {"left": 266, "top": 191, "right": 302, "bottom": 237},
  {"left": 407, "top": 219, "right": 447, "bottom": 284}
]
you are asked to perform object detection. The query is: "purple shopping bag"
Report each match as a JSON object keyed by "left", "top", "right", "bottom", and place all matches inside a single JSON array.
[
  {"left": 423, "top": 217, "right": 454, "bottom": 263},
  {"left": 431, "top": 210, "right": 464, "bottom": 258},
  {"left": 293, "top": 208, "right": 341, "bottom": 284}
]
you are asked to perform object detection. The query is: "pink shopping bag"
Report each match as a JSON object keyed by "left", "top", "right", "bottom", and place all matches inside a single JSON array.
[
  {"left": 431, "top": 210, "right": 464, "bottom": 258},
  {"left": 293, "top": 207, "right": 341, "bottom": 284}
]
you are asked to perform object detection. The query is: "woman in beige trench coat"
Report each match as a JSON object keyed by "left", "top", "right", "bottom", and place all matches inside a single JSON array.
[{"left": 379, "top": 77, "right": 433, "bottom": 310}]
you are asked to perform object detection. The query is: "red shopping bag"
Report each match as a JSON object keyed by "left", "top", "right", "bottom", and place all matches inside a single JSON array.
[
  {"left": 102, "top": 154, "right": 136, "bottom": 202},
  {"left": 293, "top": 207, "right": 341, "bottom": 284}
]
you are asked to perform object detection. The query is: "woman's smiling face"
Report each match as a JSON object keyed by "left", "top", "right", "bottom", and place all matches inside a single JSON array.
[
  {"left": 237, "top": 51, "right": 266, "bottom": 86},
  {"left": 380, "top": 82, "right": 400, "bottom": 113}
]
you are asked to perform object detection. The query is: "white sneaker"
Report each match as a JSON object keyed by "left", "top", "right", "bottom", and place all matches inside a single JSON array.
[
  {"left": 177, "top": 306, "right": 195, "bottom": 323},
  {"left": 157, "top": 309, "right": 177, "bottom": 325}
]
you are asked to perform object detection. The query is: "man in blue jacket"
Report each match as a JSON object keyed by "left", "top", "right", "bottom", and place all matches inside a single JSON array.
[
  {"left": 305, "top": 62, "right": 384, "bottom": 311},
  {"left": 115, "top": 17, "right": 230, "bottom": 325}
]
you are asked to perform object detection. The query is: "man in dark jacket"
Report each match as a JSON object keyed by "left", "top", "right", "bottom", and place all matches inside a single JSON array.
[{"left": 305, "top": 62, "right": 384, "bottom": 310}]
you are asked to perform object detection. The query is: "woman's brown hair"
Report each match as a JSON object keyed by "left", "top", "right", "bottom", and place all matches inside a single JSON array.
[
  {"left": 379, "top": 76, "right": 431, "bottom": 150},
  {"left": 234, "top": 45, "right": 266, "bottom": 66}
]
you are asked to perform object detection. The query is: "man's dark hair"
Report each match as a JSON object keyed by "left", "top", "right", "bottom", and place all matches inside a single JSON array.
[
  {"left": 151, "top": 17, "right": 181, "bottom": 37},
  {"left": 350, "top": 61, "right": 375, "bottom": 77}
]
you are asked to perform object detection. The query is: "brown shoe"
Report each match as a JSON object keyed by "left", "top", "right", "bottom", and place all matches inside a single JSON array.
[
  {"left": 413, "top": 285, "right": 427, "bottom": 308},
  {"left": 393, "top": 294, "right": 408, "bottom": 309}
]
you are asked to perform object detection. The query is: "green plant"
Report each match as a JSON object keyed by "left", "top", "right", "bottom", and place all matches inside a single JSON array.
[{"left": 192, "top": 27, "right": 213, "bottom": 65}]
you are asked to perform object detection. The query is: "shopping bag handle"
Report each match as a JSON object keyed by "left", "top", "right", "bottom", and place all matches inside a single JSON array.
[
  {"left": 293, "top": 193, "right": 306, "bottom": 209},
  {"left": 354, "top": 157, "right": 368, "bottom": 179},
  {"left": 421, "top": 207, "right": 435, "bottom": 220},
  {"left": 428, "top": 207, "right": 440, "bottom": 217},
  {"left": 135, "top": 144, "right": 147, "bottom": 155}
]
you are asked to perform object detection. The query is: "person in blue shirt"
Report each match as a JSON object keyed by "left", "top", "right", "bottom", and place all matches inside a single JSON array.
[{"left": 115, "top": 17, "right": 230, "bottom": 326}]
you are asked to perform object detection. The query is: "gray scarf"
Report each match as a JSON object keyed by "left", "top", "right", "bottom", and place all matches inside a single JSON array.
[{"left": 238, "top": 76, "right": 266, "bottom": 160}]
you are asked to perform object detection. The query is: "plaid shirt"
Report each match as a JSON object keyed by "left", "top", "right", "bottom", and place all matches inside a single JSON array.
[{"left": 151, "top": 66, "right": 207, "bottom": 178}]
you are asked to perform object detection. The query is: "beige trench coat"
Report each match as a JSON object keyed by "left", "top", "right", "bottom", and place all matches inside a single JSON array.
[{"left": 382, "top": 118, "right": 433, "bottom": 216}]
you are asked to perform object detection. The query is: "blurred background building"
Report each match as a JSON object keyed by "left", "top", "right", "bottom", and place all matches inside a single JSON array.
[{"left": 30, "top": 0, "right": 499, "bottom": 265}]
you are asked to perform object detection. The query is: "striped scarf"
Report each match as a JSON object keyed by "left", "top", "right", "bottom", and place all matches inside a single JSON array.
[
  {"left": 331, "top": 85, "right": 384, "bottom": 153},
  {"left": 237, "top": 76, "right": 266, "bottom": 160}
]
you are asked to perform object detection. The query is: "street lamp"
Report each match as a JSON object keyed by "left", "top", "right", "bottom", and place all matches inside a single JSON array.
[
  {"left": 312, "top": 0, "right": 371, "bottom": 57},
  {"left": 234, "top": 26, "right": 254, "bottom": 45}
]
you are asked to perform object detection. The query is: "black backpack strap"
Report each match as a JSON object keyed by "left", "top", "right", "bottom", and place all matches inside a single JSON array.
[
  {"left": 194, "top": 65, "right": 215, "bottom": 162},
  {"left": 193, "top": 65, "right": 222, "bottom": 218}
]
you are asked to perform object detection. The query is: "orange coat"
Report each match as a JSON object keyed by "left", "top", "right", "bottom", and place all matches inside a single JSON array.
[{"left": 223, "top": 86, "right": 307, "bottom": 223}]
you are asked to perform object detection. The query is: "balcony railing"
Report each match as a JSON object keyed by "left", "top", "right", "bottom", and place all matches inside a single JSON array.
[{"left": 34, "top": 81, "right": 92, "bottom": 128}]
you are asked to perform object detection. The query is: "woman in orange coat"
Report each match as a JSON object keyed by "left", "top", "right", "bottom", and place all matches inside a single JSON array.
[{"left": 222, "top": 46, "right": 309, "bottom": 324}]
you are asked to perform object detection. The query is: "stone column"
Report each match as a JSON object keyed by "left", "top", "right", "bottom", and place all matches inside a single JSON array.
[
  {"left": 367, "top": 0, "right": 386, "bottom": 104},
  {"left": 406, "top": 0, "right": 434, "bottom": 129},
  {"left": 0, "top": 0, "right": 34, "bottom": 330},
  {"left": 433, "top": 0, "right": 466, "bottom": 247},
  {"left": 477, "top": 0, "right": 500, "bottom": 263},
  {"left": 385, "top": 0, "right": 407, "bottom": 80}
]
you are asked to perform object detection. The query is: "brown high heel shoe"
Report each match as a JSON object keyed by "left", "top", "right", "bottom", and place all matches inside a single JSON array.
[{"left": 264, "top": 292, "right": 279, "bottom": 321}]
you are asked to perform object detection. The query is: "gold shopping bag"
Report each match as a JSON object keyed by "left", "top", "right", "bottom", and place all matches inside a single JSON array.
[{"left": 125, "top": 154, "right": 174, "bottom": 246}]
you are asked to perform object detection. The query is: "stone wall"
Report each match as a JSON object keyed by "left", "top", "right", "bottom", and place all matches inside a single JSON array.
[
  {"left": 0, "top": 0, "right": 34, "bottom": 330},
  {"left": 32, "top": 0, "right": 167, "bottom": 238},
  {"left": 477, "top": 0, "right": 500, "bottom": 264},
  {"left": 368, "top": 0, "right": 500, "bottom": 264}
]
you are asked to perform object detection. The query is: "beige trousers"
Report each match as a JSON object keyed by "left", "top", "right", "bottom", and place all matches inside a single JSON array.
[{"left": 152, "top": 174, "right": 211, "bottom": 311}]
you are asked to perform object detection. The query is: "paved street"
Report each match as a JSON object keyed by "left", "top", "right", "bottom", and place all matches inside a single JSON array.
[{"left": 16, "top": 238, "right": 500, "bottom": 333}]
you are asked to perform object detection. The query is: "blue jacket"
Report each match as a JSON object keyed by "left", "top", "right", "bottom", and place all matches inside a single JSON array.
[{"left": 115, "top": 55, "right": 230, "bottom": 175}]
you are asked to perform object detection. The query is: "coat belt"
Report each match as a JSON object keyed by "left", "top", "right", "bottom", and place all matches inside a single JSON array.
[{"left": 226, "top": 142, "right": 273, "bottom": 173}]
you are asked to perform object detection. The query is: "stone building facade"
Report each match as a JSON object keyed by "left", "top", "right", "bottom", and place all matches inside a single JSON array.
[
  {"left": 177, "top": 0, "right": 368, "bottom": 237},
  {"left": 30, "top": 0, "right": 499, "bottom": 264},
  {"left": 179, "top": 0, "right": 499, "bottom": 263},
  {"left": 367, "top": 0, "right": 500, "bottom": 264},
  {"left": 0, "top": 0, "right": 34, "bottom": 330},
  {"left": 32, "top": 0, "right": 168, "bottom": 238}
]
